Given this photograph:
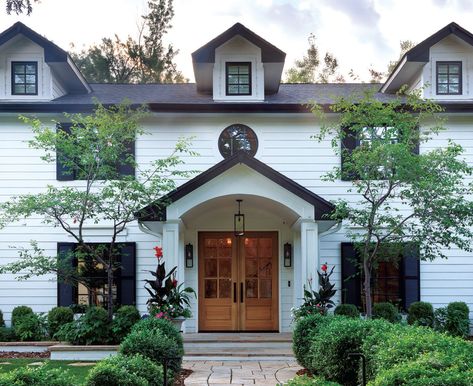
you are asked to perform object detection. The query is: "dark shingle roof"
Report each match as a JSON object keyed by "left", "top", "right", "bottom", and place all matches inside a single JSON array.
[{"left": 0, "top": 83, "right": 401, "bottom": 113}]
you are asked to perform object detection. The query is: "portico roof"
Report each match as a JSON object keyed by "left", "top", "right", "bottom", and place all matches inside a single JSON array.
[{"left": 138, "top": 151, "right": 335, "bottom": 222}]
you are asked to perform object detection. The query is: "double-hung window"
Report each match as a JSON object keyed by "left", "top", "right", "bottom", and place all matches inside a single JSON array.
[
  {"left": 226, "top": 62, "right": 251, "bottom": 96},
  {"left": 12, "top": 61, "right": 38, "bottom": 95},
  {"left": 436, "top": 61, "right": 462, "bottom": 95}
]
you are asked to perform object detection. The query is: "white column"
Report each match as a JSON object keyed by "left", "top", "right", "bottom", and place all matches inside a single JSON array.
[
  {"left": 162, "top": 221, "right": 181, "bottom": 279},
  {"left": 292, "top": 229, "right": 302, "bottom": 307},
  {"left": 301, "top": 220, "right": 319, "bottom": 291}
]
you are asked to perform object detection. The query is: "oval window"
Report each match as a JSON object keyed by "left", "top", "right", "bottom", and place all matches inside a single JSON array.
[{"left": 218, "top": 124, "right": 258, "bottom": 158}]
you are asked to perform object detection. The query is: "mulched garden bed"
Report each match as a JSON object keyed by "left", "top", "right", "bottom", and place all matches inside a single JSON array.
[
  {"left": 0, "top": 351, "right": 50, "bottom": 359},
  {"left": 296, "top": 368, "right": 311, "bottom": 377},
  {"left": 174, "top": 369, "right": 192, "bottom": 386}
]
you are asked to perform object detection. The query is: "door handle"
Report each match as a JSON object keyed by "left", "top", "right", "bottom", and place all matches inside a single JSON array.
[
  {"left": 233, "top": 282, "right": 237, "bottom": 303},
  {"left": 240, "top": 282, "right": 244, "bottom": 303}
]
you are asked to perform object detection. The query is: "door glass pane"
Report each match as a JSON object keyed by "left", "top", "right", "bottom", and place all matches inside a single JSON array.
[
  {"left": 260, "top": 279, "right": 272, "bottom": 298},
  {"left": 219, "top": 279, "right": 231, "bottom": 298},
  {"left": 246, "top": 279, "right": 258, "bottom": 298},
  {"left": 205, "top": 259, "right": 217, "bottom": 277},
  {"left": 205, "top": 279, "right": 217, "bottom": 298},
  {"left": 218, "top": 238, "right": 232, "bottom": 257},
  {"left": 244, "top": 238, "right": 257, "bottom": 257},
  {"left": 219, "top": 259, "right": 232, "bottom": 278},
  {"left": 259, "top": 259, "right": 272, "bottom": 278},
  {"left": 246, "top": 259, "right": 258, "bottom": 277},
  {"left": 258, "top": 238, "right": 272, "bottom": 257}
]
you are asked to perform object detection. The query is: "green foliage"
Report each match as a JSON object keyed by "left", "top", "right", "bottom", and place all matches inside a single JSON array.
[
  {"left": 6, "top": 0, "right": 39, "bottom": 15},
  {"left": 434, "top": 302, "right": 470, "bottom": 338},
  {"left": 315, "top": 90, "right": 473, "bottom": 316},
  {"left": 85, "top": 353, "right": 164, "bottom": 386},
  {"left": 372, "top": 302, "right": 400, "bottom": 323},
  {"left": 0, "top": 365, "right": 76, "bottom": 386},
  {"left": 131, "top": 314, "right": 183, "bottom": 347},
  {"left": 286, "top": 375, "right": 341, "bottom": 385},
  {"left": 407, "top": 301, "right": 434, "bottom": 327},
  {"left": 11, "top": 305, "right": 34, "bottom": 327},
  {"left": 71, "top": 0, "right": 184, "bottom": 84},
  {"left": 47, "top": 307, "right": 74, "bottom": 338},
  {"left": 120, "top": 318, "right": 183, "bottom": 373},
  {"left": 0, "top": 310, "right": 4, "bottom": 328},
  {"left": 0, "top": 327, "right": 16, "bottom": 342},
  {"left": 14, "top": 313, "right": 45, "bottom": 341},
  {"left": 55, "top": 307, "right": 110, "bottom": 345},
  {"left": 111, "top": 305, "right": 141, "bottom": 343},
  {"left": 292, "top": 314, "right": 332, "bottom": 369},
  {"left": 334, "top": 304, "right": 360, "bottom": 318}
]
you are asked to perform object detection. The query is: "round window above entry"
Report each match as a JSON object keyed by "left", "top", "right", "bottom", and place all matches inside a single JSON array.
[{"left": 218, "top": 124, "right": 258, "bottom": 158}]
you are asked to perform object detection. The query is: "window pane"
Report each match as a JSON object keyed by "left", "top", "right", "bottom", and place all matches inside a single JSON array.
[
  {"left": 26, "top": 75, "right": 36, "bottom": 84},
  {"left": 205, "top": 259, "right": 218, "bottom": 277},
  {"left": 239, "top": 75, "right": 249, "bottom": 84},
  {"left": 219, "top": 259, "right": 232, "bottom": 278},
  {"left": 228, "top": 66, "right": 239, "bottom": 74},
  {"left": 449, "top": 64, "right": 460, "bottom": 74},
  {"left": 228, "top": 75, "right": 238, "bottom": 84},
  {"left": 437, "top": 84, "right": 448, "bottom": 94},
  {"left": 228, "top": 85, "right": 239, "bottom": 94},
  {"left": 449, "top": 84, "right": 459, "bottom": 94},
  {"left": 239, "top": 85, "right": 250, "bottom": 94},
  {"left": 219, "top": 279, "right": 231, "bottom": 298},
  {"left": 438, "top": 74, "right": 448, "bottom": 84},
  {"left": 246, "top": 279, "right": 258, "bottom": 298},
  {"left": 449, "top": 75, "right": 459, "bottom": 84},
  {"left": 260, "top": 279, "right": 272, "bottom": 298},
  {"left": 205, "top": 279, "right": 217, "bottom": 298},
  {"left": 238, "top": 65, "right": 249, "bottom": 74},
  {"left": 15, "top": 74, "right": 25, "bottom": 84},
  {"left": 14, "top": 64, "right": 25, "bottom": 74},
  {"left": 25, "top": 64, "right": 36, "bottom": 74},
  {"left": 25, "top": 84, "right": 36, "bottom": 94},
  {"left": 14, "top": 85, "right": 25, "bottom": 94}
]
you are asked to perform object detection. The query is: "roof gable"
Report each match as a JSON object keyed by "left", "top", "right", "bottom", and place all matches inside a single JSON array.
[
  {"left": 138, "top": 151, "right": 334, "bottom": 222},
  {"left": 192, "top": 22, "right": 286, "bottom": 63}
]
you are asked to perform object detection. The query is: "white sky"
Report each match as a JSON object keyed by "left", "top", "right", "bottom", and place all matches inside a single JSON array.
[{"left": 2, "top": 0, "right": 473, "bottom": 82}]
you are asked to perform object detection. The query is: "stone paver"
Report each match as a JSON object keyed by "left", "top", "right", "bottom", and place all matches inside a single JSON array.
[{"left": 184, "top": 360, "right": 302, "bottom": 386}]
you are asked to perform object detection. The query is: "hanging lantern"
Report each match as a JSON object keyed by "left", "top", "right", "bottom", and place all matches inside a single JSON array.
[{"left": 234, "top": 199, "right": 245, "bottom": 237}]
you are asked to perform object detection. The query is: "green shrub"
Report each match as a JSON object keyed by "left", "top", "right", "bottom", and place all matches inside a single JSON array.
[
  {"left": 0, "top": 365, "right": 76, "bottom": 386},
  {"left": 0, "top": 327, "right": 16, "bottom": 342},
  {"left": 11, "top": 305, "right": 34, "bottom": 327},
  {"left": 47, "top": 307, "right": 74, "bottom": 338},
  {"left": 292, "top": 314, "right": 331, "bottom": 368},
  {"left": 286, "top": 375, "right": 341, "bottom": 385},
  {"left": 0, "top": 310, "right": 4, "bottom": 328},
  {"left": 434, "top": 302, "right": 471, "bottom": 338},
  {"left": 372, "top": 302, "right": 399, "bottom": 323},
  {"left": 55, "top": 306, "right": 110, "bottom": 345},
  {"left": 120, "top": 327, "right": 183, "bottom": 374},
  {"left": 307, "top": 316, "right": 374, "bottom": 386},
  {"left": 111, "top": 305, "right": 141, "bottom": 343},
  {"left": 407, "top": 301, "right": 434, "bottom": 327},
  {"left": 369, "top": 352, "right": 473, "bottom": 386},
  {"left": 131, "top": 317, "right": 183, "bottom": 348},
  {"left": 85, "top": 353, "right": 164, "bottom": 386},
  {"left": 14, "top": 313, "right": 45, "bottom": 341},
  {"left": 334, "top": 304, "right": 359, "bottom": 318}
]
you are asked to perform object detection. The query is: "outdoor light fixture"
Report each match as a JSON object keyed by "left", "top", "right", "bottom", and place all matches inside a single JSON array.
[
  {"left": 284, "top": 243, "right": 292, "bottom": 267},
  {"left": 185, "top": 243, "right": 193, "bottom": 268},
  {"left": 234, "top": 199, "right": 245, "bottom": 237}
]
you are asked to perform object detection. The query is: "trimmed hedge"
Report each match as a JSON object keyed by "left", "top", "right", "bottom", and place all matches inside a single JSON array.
[
  {"left": 85, "top": 353, "right": 164, "bottom": 386},
  {"left": 11, "top": 305, "right": 34, "bottom": 327},
  {"left": 334, "top": 304, "right": 359, "bottom": 318},
  {"left": 48, "top": 307, "right": 74, "bottom": 338},
  {"left": 0, "top": 365, "right": 76, "bottom": 386},
  {"left": 407, "top": 301, "right": 434, "bottom": 327},
  {"left": 372, "top": 302, "right": 399, "bottom": 323},
  {"left": 286, "top": 375, "right": 341, "bottom": 385},
  {"left": 111, "top": 305, "right": 141, "bottom": 343}
]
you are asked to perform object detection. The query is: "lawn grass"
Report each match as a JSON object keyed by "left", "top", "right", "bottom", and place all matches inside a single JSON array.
[{"left": 0, "top": 358, "right": 95, "bottom": 383}]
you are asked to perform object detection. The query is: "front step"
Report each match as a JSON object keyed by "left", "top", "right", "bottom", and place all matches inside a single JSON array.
[{"left": 183, "top": 333, "right": 294, "bottom": 360}]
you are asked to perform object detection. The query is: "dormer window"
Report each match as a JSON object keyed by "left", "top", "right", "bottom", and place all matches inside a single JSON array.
[
  {"left": 436, "top": 61, "right": 462, "bottom": 95},
  {"left": 12, "top": 61, "right": 38, "bottom": 95},
  {"left": 226, "top": 62, "right": 251, "bottom": 96}
]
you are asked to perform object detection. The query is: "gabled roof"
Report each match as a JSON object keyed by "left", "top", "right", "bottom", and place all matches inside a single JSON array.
[
  {"left": 192, "top": 22, "right": 286, "bottom": 63},
  {"left": 0, "top": 22, "right": 90, "bottom": 94},
  {"left": 138, "top": 151, "right": 335, "bottom": 222},
  {"left": 382, "top": 22, "right": 473, "bottom": 93}
]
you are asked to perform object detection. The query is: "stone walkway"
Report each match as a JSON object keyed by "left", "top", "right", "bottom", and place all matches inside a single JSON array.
[{"left": 183, "top": 360, "right": 302, "bottom": 385}]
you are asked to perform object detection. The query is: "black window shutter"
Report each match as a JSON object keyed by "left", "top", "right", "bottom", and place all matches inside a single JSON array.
[
  {"left": 57, "top": 243, "right": 76, "bottom": 307},
  {"left": 118, "top": 243, "right": 136, "bottom": 305},
  {"left": 341, "top": 242, "right": 362, "bottom": 307},
  {"left": 56, "top": 123, "right": 75, "bottom": 181},
  {"left": 118, "top": 140, "right": 135, "bottom": 177},
  {"left": 341, "top": 127, "right": 357, "bottom": 181},
  {"left": 402, "top": 244, "right": 420, "bottom": 310}
]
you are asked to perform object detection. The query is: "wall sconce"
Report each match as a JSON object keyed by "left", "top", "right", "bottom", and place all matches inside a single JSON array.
[
  {"left": 284, "top": 243, "right": 292, "bottom": 268},
  {"left": 185, "top": 243, "right": 193, "bottom": 268},
  {"left": 234, "top": 199, "right": 245, "bottom": 237}
]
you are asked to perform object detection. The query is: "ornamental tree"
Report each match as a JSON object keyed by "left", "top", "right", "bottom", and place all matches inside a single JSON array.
[
  {"left": 0, "top": 102, "right": 192, "bottom": 321},
  {"left": 315, "top": 90, "right": 473, "bottom": 317}
]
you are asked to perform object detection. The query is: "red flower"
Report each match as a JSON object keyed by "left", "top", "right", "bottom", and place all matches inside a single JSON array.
[
  {"left": 321, "top": 263, "right": 328, "bottom": 272},
  {"left": 172, "top": 278, "right": 178, "bottom": 288},
  {"left": 154, "top": 246, "right": 163, "bottom": 258}
]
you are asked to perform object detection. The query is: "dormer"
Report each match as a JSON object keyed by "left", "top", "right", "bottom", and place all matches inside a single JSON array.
[
  {"left": 0, "top": 22, "right": 90, "bottom": 101},
  {"left": 382, "top": 22, "right": 473, "bottom": 100},
  {"left": 192, "top": 23, "right": 286, "bottom": 102}
]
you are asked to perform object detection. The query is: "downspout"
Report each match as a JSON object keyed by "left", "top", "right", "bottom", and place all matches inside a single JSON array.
[{"left": 138, "top": 221, "right": 162, "bottom": 238}]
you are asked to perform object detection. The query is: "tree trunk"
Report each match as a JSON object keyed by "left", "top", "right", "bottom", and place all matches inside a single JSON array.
[
  {"left": 363, "top": 259, "right": 372, "bottom": 317},
  {"left": 107, "top": 266, "right": 114, "bottom": 322}
]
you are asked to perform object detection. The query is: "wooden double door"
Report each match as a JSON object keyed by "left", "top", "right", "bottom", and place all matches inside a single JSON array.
[{"left": 198, "top": 232, "right": 279, "bottom": 331}]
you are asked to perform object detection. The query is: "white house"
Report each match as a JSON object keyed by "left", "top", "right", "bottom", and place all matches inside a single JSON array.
[{"left": 0, "top": 21, "right": 472, "bottom": 333}]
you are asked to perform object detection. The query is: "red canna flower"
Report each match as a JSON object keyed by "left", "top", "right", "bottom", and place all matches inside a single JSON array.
[
  {"left": 321, "top": 263, "right": 328, "bottom": 272},
  {"left": 153, "top": 246, "right": 163, "bottom": 259}
]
